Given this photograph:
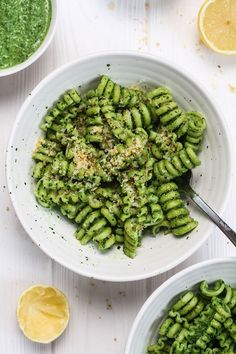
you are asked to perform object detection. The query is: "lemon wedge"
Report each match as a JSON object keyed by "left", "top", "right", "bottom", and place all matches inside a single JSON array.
[
  {"left": 198, "top": 0, "right": 236, "bottom": 55},
  {"left": 17, "top": 285, "right": 69, "bottom": 343}
]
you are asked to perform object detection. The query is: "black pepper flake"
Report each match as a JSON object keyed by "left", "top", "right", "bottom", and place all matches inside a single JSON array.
[
  {"left": 15, "top": 148, "right": 18, "bottom": 151},
  {"left": 117, "top": 245, "right": 121, "bottom": 250},
  {"left": 217, "top": 65, "right": 221, "bottom": 68}
]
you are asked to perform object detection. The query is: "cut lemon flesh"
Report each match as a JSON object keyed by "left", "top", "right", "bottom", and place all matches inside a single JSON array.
[
  {"left": 17, "top": 285, "right": 69, "bottom": 343},
  {"left": 198, "top": 0, "right": 236, "bottom": 54}
]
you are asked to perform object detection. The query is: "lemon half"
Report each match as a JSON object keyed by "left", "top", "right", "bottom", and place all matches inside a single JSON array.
[
  {"left": 198, "top": 0, "right": 236, "bottom": 55},
  {"left": 17, "top": 285, "right": 69, "bottom": 344}
]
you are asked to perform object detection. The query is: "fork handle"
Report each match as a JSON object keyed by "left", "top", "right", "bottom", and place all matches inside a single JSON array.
[{"left": 191, "top": 194, "right": 236, "bottom": 247}]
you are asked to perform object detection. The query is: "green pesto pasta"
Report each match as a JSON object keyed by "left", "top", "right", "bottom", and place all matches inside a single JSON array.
[
  {"left": 147, "top": 280, "right": 236, "bottom": 354},
  {"left": 32, "top": 75, "right": 206, "bottom": 258}
]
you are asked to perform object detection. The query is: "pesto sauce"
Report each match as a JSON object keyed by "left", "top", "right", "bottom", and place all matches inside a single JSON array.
[{"left": 0, "top": 0, "right": 52, "bottom": 69}]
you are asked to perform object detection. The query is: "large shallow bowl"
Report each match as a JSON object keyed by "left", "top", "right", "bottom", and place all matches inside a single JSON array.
[
  {"left": 7, "top": 52, "right": 232, "bottom": 281},
  {"left": 125, "top": 258, "right": 236, "bottom": 353},
  {"left": 0, "top": 0, "right": 57, "bottom": 77}
]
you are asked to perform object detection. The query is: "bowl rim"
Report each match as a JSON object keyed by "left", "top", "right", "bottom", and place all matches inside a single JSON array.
[
  {"left": 0, "top": 0, "right": 57, "bottom": 77},
  {"left": 6, "top": 51, "right": 233, "bottom": 281},
  {"left": 125, "top": 257, "right": 236, "bottom": 353}
]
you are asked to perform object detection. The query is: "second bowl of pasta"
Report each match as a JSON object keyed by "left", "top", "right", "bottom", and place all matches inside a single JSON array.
[
  {"left": 7, "top": 52, "right": 232, "bottom": 281},
  {"left": 125, "top": 258, "right": 236, "bottom": 353}
]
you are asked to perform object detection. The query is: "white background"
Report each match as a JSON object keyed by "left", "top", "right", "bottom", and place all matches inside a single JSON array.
[{"left": 0, "top": 0, "right": 236, "bottom": 353}]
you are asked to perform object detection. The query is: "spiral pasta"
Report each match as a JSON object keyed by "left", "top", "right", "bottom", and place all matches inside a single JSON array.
[
  {"left": 147, "top": 280, "right": 236, "bottom": 354},
  {"left": 184, "top": 111, "right": 206, "bottom": 152},
  {"left": 157, "top": 182, "right": 198, "bottom": 236},
  {"left": 147, "top": 87, "right": 188, "bottom": 138},
  {"left": 154, "top": 147, "right": 201, "bottom": 183},
  {"left": 32, "top": 76, "right": 206, "bottom": 258}
]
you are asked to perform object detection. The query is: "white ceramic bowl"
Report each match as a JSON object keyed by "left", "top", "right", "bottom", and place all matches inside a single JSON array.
[
  {"left": 125, "top": 258, "right": 236, "bottom": 354},
  {"left": 7, "top": 52, "right": 232, "bottom": 281},
  {"left": 0, "top": 0, "right": 57, "bottom": 77}
]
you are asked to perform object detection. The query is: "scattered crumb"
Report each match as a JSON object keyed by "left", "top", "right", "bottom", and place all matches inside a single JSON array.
[
  {"left": 106, "top": 298, "right": 112, "bottom": 310},
  {"left": 107, "top": 1, "right": 116, "bottom": 11},
  {"left": 6, "top": 207, "right": 10, "bottom": 212},
  {"left": 155, "top": 42, "right": 160, "bottom": 47},
  {"left": 145, "top": 2, "right": 150, "bottom": 10},
  {"left": 90, "top": 281, "right": 95, "bottom": 287},
  {"left": 228, "top": 84, "right": 236, "bottom": 93},
  {"left": 118, "top": 291, "right": 126, "bottom": 297}
]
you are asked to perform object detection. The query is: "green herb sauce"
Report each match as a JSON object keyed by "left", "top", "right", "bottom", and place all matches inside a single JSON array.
[{"left": 0, "top": 0, "right": 52, "bottom": 69}]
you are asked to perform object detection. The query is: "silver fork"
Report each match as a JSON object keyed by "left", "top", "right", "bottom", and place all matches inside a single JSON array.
[{"left": 176, "top": 171, "right": 236, "bottom": 247}]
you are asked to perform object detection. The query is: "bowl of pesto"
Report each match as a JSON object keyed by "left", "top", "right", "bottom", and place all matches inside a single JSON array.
[
  {"left": 125, "top": 258, "right": 236, "bottom": 353},
  {"left": 7, "top": 52, "right": 232, "bottom": 281},
  {"left": 0, "top": 0, "right": 57, "bottom": 77}
]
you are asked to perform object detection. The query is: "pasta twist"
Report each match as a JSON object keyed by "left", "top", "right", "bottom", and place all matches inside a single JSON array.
[
  {"left": 184, "top": 111, "right": 206, "bottom": 152},
  {"left": 119, "top": 103, "right": 152, "bottom": 129},
  {"left": 154, "top": 147, "right": 201, "bottom": 182},
  {"left": 123, "top": 218, "right": 143, "bottom": 258},
  {"left": 157, "top": 182, "right": 198, "bottom": 236},
  {"left": 147, "top": 87, "right": 188, "bottom": 138},
  {"left": 75, "top": 205, "right": 116, "bottom": 249},
  {"left": 223, "top": 285, "right": 236, "bottom": 314},
  {"left": 40, "top": 89, "right": 81, "bottom": 132},
  {"left": 170, "top": 291, "right": 205, "bottom": 322},
  {"left": 96, "top": 75, "right": 142, "bottom": 108},
  {"left": 200, "top": 279, "right": 225, "bottom": 298}
]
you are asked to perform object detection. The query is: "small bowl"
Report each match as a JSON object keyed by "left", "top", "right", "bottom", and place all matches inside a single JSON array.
[
  {"left": 0, "top": 0, "right": 57, "bottom": 77},
  {"left": 6, "top": 52, "right": 232, "bottom": 281},
  {"left": 125, "top": 258, "right": 236, "bottom": 353}
]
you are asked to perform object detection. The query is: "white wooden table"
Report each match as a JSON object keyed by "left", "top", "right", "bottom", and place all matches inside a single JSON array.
[{"left": 0, "top": 1, "right": 236, "bottom": 353}]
